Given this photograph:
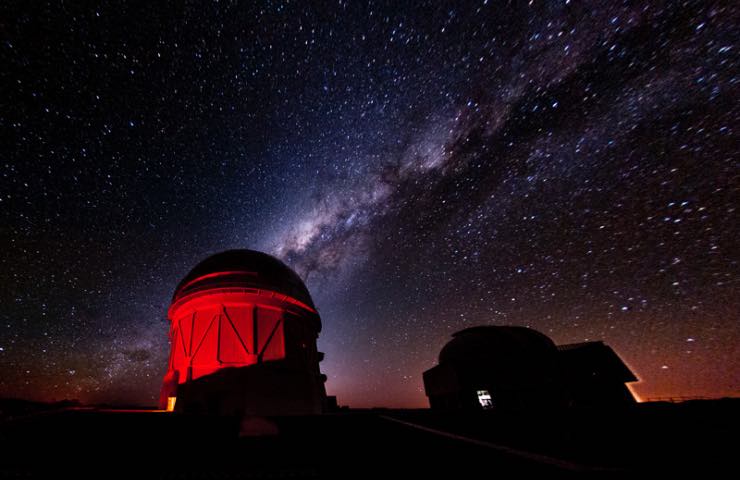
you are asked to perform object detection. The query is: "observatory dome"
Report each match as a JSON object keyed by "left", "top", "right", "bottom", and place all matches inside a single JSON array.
[
  {"left": 172, "top": 249, "right": 315, "bottom": 310},
  {"left": 439, "top": 325, "right": 558, "bottom": 365},
  {"left": 424, "top": 325, "right": 637, "bottom": 411},
  {"left": 161, "top": 249, "right": 327, "bottom": 414}
]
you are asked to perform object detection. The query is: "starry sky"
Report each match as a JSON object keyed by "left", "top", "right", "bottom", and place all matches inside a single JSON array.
[{"left": 1, "top": 1, "right": 738, "bottom": 408}]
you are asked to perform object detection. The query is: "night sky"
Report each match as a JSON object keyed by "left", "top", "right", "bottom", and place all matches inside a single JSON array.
[{"left": 1, "top": 1, "right": 738, "bottom": 408}]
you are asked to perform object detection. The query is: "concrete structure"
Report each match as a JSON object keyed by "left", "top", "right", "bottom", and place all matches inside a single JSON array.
[
  {"left": 159, "top": 249, "right": 327, "bottom": 415},
  {"left": 423, "top": 326, "right": 637, "bottom": 411}
]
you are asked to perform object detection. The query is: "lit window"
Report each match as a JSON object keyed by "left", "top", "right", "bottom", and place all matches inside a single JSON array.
[
  {"left": 477, "top": 390, "right": 493, "bottom": 409},
  {"left": 166, "top": 396, "right": 177, "bottom": 412}
]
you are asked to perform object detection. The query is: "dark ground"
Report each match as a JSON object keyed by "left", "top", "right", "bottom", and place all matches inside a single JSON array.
[{"left": 0, "top": 399, "right": 736, "bottom": 479}]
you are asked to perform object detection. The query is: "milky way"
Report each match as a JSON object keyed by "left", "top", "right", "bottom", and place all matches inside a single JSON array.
[{"left": 1, "top": 1, "right": 738, "bottom": 407}]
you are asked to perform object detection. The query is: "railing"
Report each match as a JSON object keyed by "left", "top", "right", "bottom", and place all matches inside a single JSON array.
[{"left": 644, "top": 396, "right": 711, "bottom": 403}]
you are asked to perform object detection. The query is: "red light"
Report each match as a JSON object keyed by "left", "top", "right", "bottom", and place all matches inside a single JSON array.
[{"left": 158, "top": 250, "right": 327, "bottom": 414}]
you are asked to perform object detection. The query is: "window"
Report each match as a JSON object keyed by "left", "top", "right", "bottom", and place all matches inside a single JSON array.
[
  {"left": 166, "top": 396, "right": 177, "bottom": 412},
  {"left": 477, "top": 390, "right": 493, "bottom": 409}
]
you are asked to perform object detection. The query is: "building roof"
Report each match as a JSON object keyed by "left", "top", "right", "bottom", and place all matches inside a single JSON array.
[
  {"left": 438, "top": 325, "right": 558, "bottom": 365},
  {"left": 557, "top": 341, "right": 637, "bottom": 383},
  {"left": 172, "top": 249, "right": 315, "bottom": 309}
]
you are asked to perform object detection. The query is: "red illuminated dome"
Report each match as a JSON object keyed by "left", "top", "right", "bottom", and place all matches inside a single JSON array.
[
  {"left": 160, "top": 249, "right": 327, "bottom": 415},
  {"left": 172, "top": 249, "right": 317, "bottom": 310}
]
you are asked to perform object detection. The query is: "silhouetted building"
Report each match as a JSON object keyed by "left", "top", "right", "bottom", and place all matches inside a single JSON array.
[
  {"left": 159, "top": 249, "right": 327, "bottom": 415},
  {"left": 556, "top": 341, "right": 638, "bottom": 407},
  {"left": 423, "top": 326, "right": 637, "bottom": 411}
]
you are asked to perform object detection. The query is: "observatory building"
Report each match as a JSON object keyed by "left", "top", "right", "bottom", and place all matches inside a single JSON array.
[
  {"left": 423, "top": 326, "right": 637, "bottom": 411},
  {"left": 159, "top": 249, "right": 327, "bottom": 415}
]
